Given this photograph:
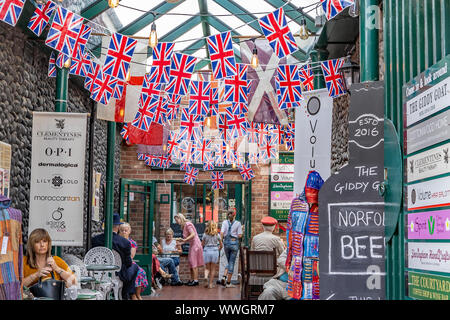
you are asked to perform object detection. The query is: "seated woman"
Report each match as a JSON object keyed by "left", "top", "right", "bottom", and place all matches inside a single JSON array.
[
  {"left": 23, "top": 228, "right": 77, "bottom": 297},
  {"left": 151, "top": 245, "right": 172, "bottom": 289},
  {"left": 159, "top": 227, "right": 182, "bottom": 267}
]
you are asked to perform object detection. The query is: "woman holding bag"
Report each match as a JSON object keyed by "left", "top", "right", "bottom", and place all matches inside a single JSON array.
[{"left": 23, "top": 228, "right": 76, "bottom": 298}]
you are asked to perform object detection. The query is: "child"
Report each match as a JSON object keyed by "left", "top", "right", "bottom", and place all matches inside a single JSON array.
[{"left": 202, "top": 220, "right": 223, "bottom": 289}]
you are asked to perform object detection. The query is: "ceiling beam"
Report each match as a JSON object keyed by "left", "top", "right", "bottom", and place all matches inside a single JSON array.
[
  {"left": 263, "top": 0, "right": 318, "bottom": 33},
  {"left": 198, "top": 0, "right": 212, "bottom": 69},
  {"left": 80, "top": 0, "right": 110, "bottom": 21}
]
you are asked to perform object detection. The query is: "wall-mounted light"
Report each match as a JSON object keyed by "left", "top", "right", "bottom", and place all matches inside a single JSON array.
[
  {"left": 63, "top": 57, "right": 71, "bottom": 68},
  {"left": 349, "top": 0, "right": 360, "bottom": 18},
  {"left": 298, "top": 17, "right": 309, "bottom": 40},
  {"left": 339, "top": 58, "right": 360, "bottom": 93}
]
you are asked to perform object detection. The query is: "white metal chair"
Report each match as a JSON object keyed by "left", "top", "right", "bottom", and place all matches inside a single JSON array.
[
  {"left": 69, "top": 264, "right": 103, "bottom": 300},
  {"left": 83, "top": 247, "right": 116, "bottom": 300},
  {"left": 112, "top": 250, "right": 124, "bottom": 300}
]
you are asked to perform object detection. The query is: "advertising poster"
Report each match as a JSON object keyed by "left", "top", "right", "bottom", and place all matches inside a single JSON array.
[
  {"left": 407, "top": 242, "right": 450, "bottom": 273},
  {"left": 270, "top": 153, "right": 294, "bottom": 221},
  {"left": 29, "top": 112, "right": 88, "bottom": 246}
]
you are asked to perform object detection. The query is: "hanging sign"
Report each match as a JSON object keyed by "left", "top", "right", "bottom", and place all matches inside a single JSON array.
[
  {"left": 270, "top": 152, "right": 294, "bottom": 221},
  {"left": 407, "top": 242, "right": 450, "bottom": 273},
  {"left": 319, "top": 82, "right": 385, "bottom": 300},
  {"left": 407, "top": 175, "right": 450, "bottom": 211},
  {"left": 29, "top": 112, "right": 88, "bottom": 246},
  {"left": 408, "top": 271, "right": 450, "bottom": 300},
  {"left": 0, "top": 141, "right": 11, "bottom": 198},
  {"left": 408, "top": 209, "right": 450, "bottom": 240},
  {"left": 404, "top": 55, "right": 450, "bottom": 127},
  {"left": 293, "top": 88, "right": 333, "bottom": 195},
  {"left": 406, "top": 142, "right": 450, "bottom": 182}
]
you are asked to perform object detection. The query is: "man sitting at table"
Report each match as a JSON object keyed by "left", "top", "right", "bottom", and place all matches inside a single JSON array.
[{"left": 91, "top": 213, "right": 139, "bottom": 300}]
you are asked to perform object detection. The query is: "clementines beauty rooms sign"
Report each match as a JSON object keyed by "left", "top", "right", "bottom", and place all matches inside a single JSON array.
[{"left": 29, "top": 112, "right": 88, "bottom": 246}]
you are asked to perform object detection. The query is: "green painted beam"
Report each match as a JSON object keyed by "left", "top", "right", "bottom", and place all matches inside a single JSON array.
[
  {"left": 159, "top": 15, "right": 203, "bottom": 42},
  {"left": 80, "top": 0, "right": 109, "bottom": 21},
  {"left": 263, "top": 0, "right": 318, "bottom": 33},
  {"left": 360, "top": 0, "right": 379, "bottom": 82},
  {"left": 198, "top": 0, "right": 212, "bottom": 68}
]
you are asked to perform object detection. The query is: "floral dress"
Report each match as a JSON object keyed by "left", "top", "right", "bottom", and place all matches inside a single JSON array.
[{"left": 129, "top": 238, "right": 148, "bottom": 289}]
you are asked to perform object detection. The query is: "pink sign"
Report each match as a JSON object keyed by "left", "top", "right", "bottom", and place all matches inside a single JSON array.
[{"left": 408, "top": 209, "right": 450, "bottom": 239}]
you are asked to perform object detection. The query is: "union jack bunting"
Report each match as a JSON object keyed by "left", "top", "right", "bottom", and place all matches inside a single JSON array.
[
  {"left": 203, "top": 159, "right": 215, "bottom": 171},
  {"left": 179, "top": 140, "right": 195, "bottom": 164},
  {"left": 166, "top": 53, "right": 197, "bottom": 96},
  {"left": 137, "top": 153, "right": 145, "bottom": 161},
  {"left": 276, "top": 64, "right": 303, "bottom": 104},
  {"left": 56, "top": 52, "right": 70, "bottom": 68},
  {"left": 246, "top": 122, "right": 259, "bottom": 144},
  {"left": 270, "top": 124, "right": 284, "bottom": 146},
  {"left": 227, "top": 102, "right": 248, "bottom": 115},
  {"left": 258, "top": 122, "right": 270, "bottom": 146},
  {"left": 321, "top": 58, "right": 346, "bottom": 98},
  {"left": 285, "top": 122, "right": 295, "bottom": 138},
  {"left": 45, "top": 6, "right": 83, "bottom": 57},
  {"left": 218, "top": 113, "right": 233, "bottom": 142},
  {"left": 148, "top": 95, "right": 168, "bottom": 125},
  {"left": 211, "top": 171, "right": 224, "bottom": 190},
  {"left": 113, "top": 80, "right": 125, "bottom": 100},
  {"left": 178, "top": 107, "right": 203, "bottom": 142},
  {"left": 248, "top": 152, "right": 259, "bottom": 164},
  {"left": 234, "top": 151, "right": 245, "bottom": 167},
  {"left": 224, "top": 64, "right": 249, "bottom": 103},
  {"left": 209, "top": 87, "right": 219, "bottom": 116},
  {"left": 238, "top": 162, "right": 255, "bottom": 181},
  {"left": 163, "top": 155, "right": 173, "bottom": 169},
  {"left": 48, "top": 51, "right": 56, "bottom": 78},
  {"left": 0, "top": 0, "right": 25, "bottom": 27},
  {"left": 69, "top": 49, "right": 92, "bottom": 77},
  {"left": 144, "top": 154, "right": 153, "bottom": 166},
  {"left": 166, "top": 94, "right": 181, "bottom": 122},
  {"left": 141, "top": 68, "right": 163, "bottom": 98},
  {"left": 214, "top": 140, "right": 227, "bottom": 167},
  {"left": 298, "top": 64, "right": 314, "bottom": 92},
  {"left": 84, "top": 61, "right": 101, "bottom": 92},
  {"left": 71, "top": 23, "right": 91, "bottom": 59},
  {"left": 27, "top": 0, "right": 56, "bottom": 36},
  {"left": 167, "top": 131, "right": 180, "bottom": 159},
  {"left": 184, "top": 166, "right": 199, "bottom": 186},
  {"left": 285, "top": 136, "right": 295, "bottom": 151},
  {"left": 152, "top": 42, "right": 175, "bottom": 84},
  {"left": 103, "top": 33, "right": 138, "bottom": 81},
  {"left": 189, "top": 81, "right": 211, "bottom": 116},
  {"left": 321, "top": 0, "right": 354, "bottom": 20},
  {"left": 120, "top": 123, "right": 130, "bottom": 143},
  {"left": 207, "top": 31, "right": 236, "bottom": 80},
  {"left": 131, "top": 95, "right": 155, "bottom": 132},
  {"left": 193, "top": 139, "right": 213, "bottom": 164},
  {"left": 225, "top": 143, "right": 236, "bottom": 165},
  {"left": 151, "top": 156, "right": 161, "bottom": 167},
  {"left": 91, "top": 72, "right": 118, "bottom": 105},
  {"left": 259, "top": 134, "right": 277, "bottom": 160},
  {"left": 258, "top": 7, "right": 298, "bottom": 59},
  {"left": 179, "top": 162, "right": 190, "bottom": 171},
  {"left": 226, "top": 108, "right": 248, "bottom": 139}
]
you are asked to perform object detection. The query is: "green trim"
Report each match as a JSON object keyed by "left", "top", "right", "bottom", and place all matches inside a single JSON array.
[
  {"left": 263, "top": 0, "right": 318, "bottom": 33},
  {"left": 55, "top": 66, "right": 69, "bottom": 112},
  {"left": 360, "top": 0, "right": 379, "bottom": 82},
  {"left": 80, "top": 0, "right": 109, "bottom": 20},
  {"left": 104, "top": 121, "right": 116, "bottom": 249}
]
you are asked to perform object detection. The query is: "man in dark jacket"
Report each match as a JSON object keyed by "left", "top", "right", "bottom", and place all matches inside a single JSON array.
[{"left": 91, "top": 213, "right": 139, "bottom": 300}]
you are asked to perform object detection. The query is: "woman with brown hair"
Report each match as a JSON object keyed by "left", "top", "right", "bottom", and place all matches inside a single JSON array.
[{"left": 23, "top": 228, "right": 76, "bottom": 289}]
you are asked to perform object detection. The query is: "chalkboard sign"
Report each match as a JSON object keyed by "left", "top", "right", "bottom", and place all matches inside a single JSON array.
[
  {"left": 319, "top": 82, "right": 386, "bottom": 300},
  {"left": 170, "top": 223, "right": 205, "bottom": 253}
]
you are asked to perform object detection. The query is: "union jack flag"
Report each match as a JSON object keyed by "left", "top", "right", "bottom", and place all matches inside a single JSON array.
[
  {"left": 226, "top": 107, "right": 248, "bottom": 139},
  {"left": 45, "top": 6, "right": 83, "bottom": 57},
  {"left": 179, "top": 140, "right": 195, "bottom": 164},
  {"left": 152, "top": 42, "right": 175, "bottom": 84},
  {"left": 91, "top": 72, "right": 118, "bottom": 105},
  {"left": 0, "top": 0, "right": 25, "bottom": 27},
  {"left": 144, "top": 154, "right": 155, "bottom": 166},
  {"left": 209, "top": 87, "right": 219, "bottom": 116},
  {"left": 178, "top": 107, "right": 203, "bottom": 142},
  {"left": 214, "top": 140, "right": 227, "bottom": 167},
  {"left": 167, "top": 131, "right": 180, "bottom": 159},
  {"left": 180, "top": 162, "right": 190, "bottom": 171},
  {"left": 248, "top": 152, "right": 259, "bottom": 164},
  {"left": 189, "top": 81, "right": 211, "bottom": 116},
  {"left": 193, "top": 139, "right": 213, "bottom": 164},
  {"left": 227, "top": 102, "right": 248, "bottom": 115},
  {"left": 238, "top": 162, "right": 255, "bottom": 181},
  {"left": 163, "top": 155, "right": 173, "bottom": 169},
  {"left": 218, "top": 113, "right": 233, "bottom": 142},
  {"left": 48, "top": 51, "right": 56, "bottom": 78},
  {"left": 224, "top": 64, "right": 249, "bottom": 103},
  {"left": 259, "top": 134, "right": 277, "bottom": 160},
  {"left": 69, "top": 49, "right": 92, "bottom": 77},
  {"left": 137, "top": 153, "right": 145, "bottom": 161},
  {"left": 298, "top": 64, "right": 314, "bottom": 92},
  {"left": 113, "top": 80, "right": 125, "bottom": 100},
  {"left": 151, "top": 156, "right": 161, "bottom": 167},
  {"left": 258, "top": 122, "right": 270, "bottom": 146},
  {"left": 207, "top": 31, "right": 236, "bottom": 80},
  {"left": 246, "top": 122, "right": 259, "bottom": 144},
  {"left": 285, "top": 122, "right": 295, "bottom": 138},
  {"left": 84, "top": 61, "right": 101, "bottom": 92},
  {"left": 120, "top": 123, "right": 130, "bottom": 143},
  {"left": 148, "top": 95, "right": 168, "bottom": 125},
  {"left": 211, "top": 171, "right": 224, "bottom": 189},
  {"left": 184, "top": 166, "right": 199, "bottom": 186},
  {"left": 321, "top": 0, "right": 354, "bottom": 20},
  {"left": 258, "top": 7, "right": 298, "bottom": 59},
  {"left": 270, "top": 124, "right": 284, "bottom": 146},
  {"left": 166, "top": 94, "right": 180, "bottom": 122},
  {"left": 56, "top": 52, "right": 70, "bottom": 69},
  {"left": 166, "top": 53, "right": 197, "bottom": 96},
  {"left": 131, "top": 95, "right": 155, "bottom": 132},
  {"left": 276, "top": 64, "right": 303, "bottom": 104},
  {"left": 70, "top": 24, "right": 91, "bottom": 60},
  {"left": 141, "top": 68, "right": 163, "bottom": 98},
  {"left": 285, "top": 136, "right": 295, "bottom": 151},
  {"left": 203, "top": 159, "right": 215, "bottom": 171},
  {"left": 321, "top": 58, "right": 346, "bottom": 98},
  {"left": 103, "top": 33, "right": 138, "bottom": 81},
  {"left": 234, "top": 151, "right": 245, "bottom": 167},
  {"left": 225, "top": 143, "right": 236, "bottom": 165},
  {"left": 27, "top": 0, "right": 56, "bottom": 36}
]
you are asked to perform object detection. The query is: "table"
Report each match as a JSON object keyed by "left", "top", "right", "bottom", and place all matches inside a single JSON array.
[
  {"left": 157, "top": 253, "right": 180, "bottom": 259},
  {"left": 85, "top": 264, "right": 120, "bottom": 294}
]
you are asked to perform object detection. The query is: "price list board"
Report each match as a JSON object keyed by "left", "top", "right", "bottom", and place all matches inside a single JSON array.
[{"left": 269, "top": 152, "right": 294, "bottom": 221}]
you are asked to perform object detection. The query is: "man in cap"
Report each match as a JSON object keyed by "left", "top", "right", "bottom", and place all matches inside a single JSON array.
[
  {"left": 91, "top": 212, "right": 139, "bottom": 300},
  {"left": 251, "top": 216, "right": 285, "bottom": 257}
]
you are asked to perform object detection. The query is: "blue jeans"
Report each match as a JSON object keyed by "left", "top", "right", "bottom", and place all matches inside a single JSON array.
[
  {"left": 158, "top": 257, "right": 180, "bottom": 283},
  {"left": 224, "top": 238, "right": 239, "bottom": 273},
  {"left": 171, "top": 257, "right": 180, "bottom": 267}
]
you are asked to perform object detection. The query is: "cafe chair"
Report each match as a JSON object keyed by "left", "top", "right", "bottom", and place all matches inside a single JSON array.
[
  {"left": 84, "top": 247, "right": 116, "bottom": 300},
  {"left": 241, "top": 247, "right": 277, "bottom": 300},
  {"left": 112, "top": 250, "right": 124, "bottom": 300},
  {"left": 69, "top": 264, "right": 104, "bottom": 300},
  {"left": 63, "top": 254, "right": 95, "bottom": 291}
]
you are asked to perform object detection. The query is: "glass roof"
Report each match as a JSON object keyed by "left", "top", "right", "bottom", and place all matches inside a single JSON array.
[{"left": 81, "top": 0, "right": 324, "bottom": 67}]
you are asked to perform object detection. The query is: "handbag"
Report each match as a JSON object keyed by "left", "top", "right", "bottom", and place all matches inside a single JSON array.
[{"left": 29, "top": 271, "right": 65, "bottom": 300}]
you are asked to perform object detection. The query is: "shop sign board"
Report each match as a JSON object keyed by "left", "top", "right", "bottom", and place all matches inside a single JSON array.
[
  {"left": 405, "top": 108, "right": 450, "bottom": 155},
  {"left": 407, "top": 242, "right": 450, "bottom": 273},
  {"left": 0, "top": 141, "right": 11, "bottom": 198},
  {"left": 408, "top": 271, "right": 450, "bottom": 300},
  {"left": 404, "top": 55, "right": 450, "bottom": 127},
  {"left": 319, "top": 82, "right": 385, "bottom": 300},
  {"left": 294, "top": 89, "right": 333, "bottom": 195},
  {"left": 29, "top": 112, "right": 88, "bottom": 246},
  {"left": 406, "top": 142, "right": 450, "bottom": 182},
  {"left": 270, "top": 153, "right": 294, "bottom": 221},
  {"left": 408, "top": 209, "right": 450, "bottom": 240},
  {"left": 406, "top": 175, "right": 450, "bottom": 211}
]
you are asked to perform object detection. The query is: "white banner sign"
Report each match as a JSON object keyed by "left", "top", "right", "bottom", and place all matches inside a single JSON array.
[
  {"left": 407, "top": 142, "right": 450, "bottom": 182},
  {"left": 29, "top": 112, "right": 88, "bottom": 246},
  {"left": 294, "top": 89, "right": 333, "bottom": 195},
  {"left": 407, "top": 175, "right": 450, "bottom": 211},
  {"left": 408, "top": 242, "right": 450, "bottom": 273}
]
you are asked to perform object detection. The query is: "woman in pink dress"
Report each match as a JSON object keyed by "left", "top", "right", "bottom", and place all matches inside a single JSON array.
[{"left": 174, "top": 213, "right": 204, "bottom": 286}]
